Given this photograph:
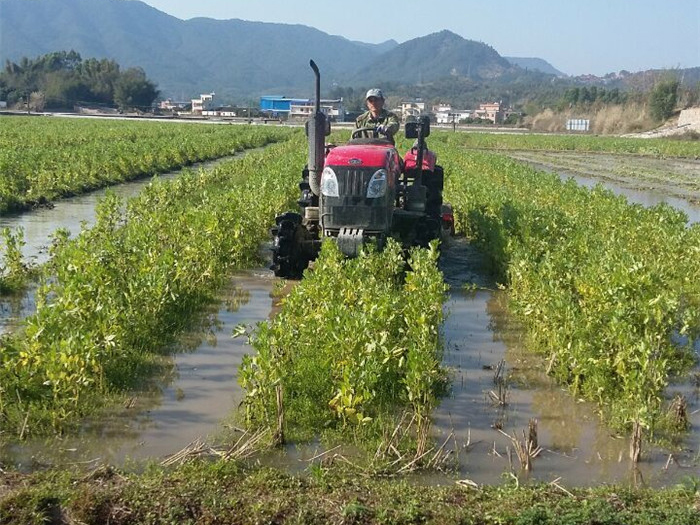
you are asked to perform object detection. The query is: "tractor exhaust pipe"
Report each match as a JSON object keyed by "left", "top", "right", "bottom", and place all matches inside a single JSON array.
[{"left": 306, "top": 60, "right": 327, "bottom": 196}]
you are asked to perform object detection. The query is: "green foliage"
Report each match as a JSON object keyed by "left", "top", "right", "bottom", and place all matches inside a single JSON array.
[
  {"left": 558, "top": 86, "right": 628, "bottom": 110},
  {"left": 438, "top": 135, "right": 700, "bottom": 429},
  {"left": 649, "top": 78, "right": 680, "bottom": 121},
  {"left": 113, "top": 67, "right": 159, "bottom": 110},
  {"left": 239, "top": 240, "right": 447, "bottom": 444},
  {"left": 0, "top": 116, "right": 296, "bottom": 214},
  {"left": 0, "top": 133, "right": 305, "bottom": 434},
  {"left": 0, "top": 51, "right": 158, "bottom": 109},
  {"left": 0, "top": 227, "right": 29, "bottom": 293},
  {"left": 436, "top": 131, "right": 700, "bottom": 158}
]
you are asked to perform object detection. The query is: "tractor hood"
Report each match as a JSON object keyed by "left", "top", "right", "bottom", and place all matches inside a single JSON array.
[{"left": 325, "top": 143, "right": 397, "bottom": 169}]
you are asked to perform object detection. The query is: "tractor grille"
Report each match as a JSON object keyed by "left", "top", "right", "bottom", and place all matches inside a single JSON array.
[
  {"left": 322, "top": 166, "right": 390, "bottom": 231},
  {"left": 338, "top": 168, "right": 372, "bottom": 197}
]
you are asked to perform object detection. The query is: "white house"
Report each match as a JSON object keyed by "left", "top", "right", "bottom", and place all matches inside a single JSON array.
[
  {"left": 191, "top": 92, "right": 215, "bottom": 114},
  {"left": 289, "top": 99, "right": 344, "bottom": 121},
  {"left": 202, "top": 106, "right": 237, "bottom": 117},
  {"left": 400, "top": 100, "right": 426, "bottom": 120},
  {"left": 436, "top": 110, "right": 472, "bottom": 124}
]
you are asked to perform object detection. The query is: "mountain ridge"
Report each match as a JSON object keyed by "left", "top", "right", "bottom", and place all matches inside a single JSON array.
[{"left": 0, "top": 0, "right": 570, "bottom": 101}]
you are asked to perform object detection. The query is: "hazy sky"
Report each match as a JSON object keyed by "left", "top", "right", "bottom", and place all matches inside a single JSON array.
[{"left": 137, "top": 0, "right": 699, "bottom": 76}]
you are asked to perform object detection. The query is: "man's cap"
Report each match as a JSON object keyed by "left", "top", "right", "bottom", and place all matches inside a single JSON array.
[{"left": 365, "top": 88, "right": 384, "bottom": 100}]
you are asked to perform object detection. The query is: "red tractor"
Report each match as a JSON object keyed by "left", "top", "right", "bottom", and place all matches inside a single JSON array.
[{"left": 270, "top": 61, "right": 453, "bottom": 278}]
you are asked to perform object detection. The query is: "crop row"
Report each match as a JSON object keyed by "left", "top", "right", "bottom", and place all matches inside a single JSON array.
[
  {"left": 437, "top": 138, "right": 700, "bottom": 430},
  {"left": 0, "top": 116, "right": 296, "bottom": 214},
  {"left": 239, "top": 239, "right": 447, "bottom": 455},
  {"left": 0, "top": 135, "right": 305, "bottom": 435},
  {"left": 433, "top": 131, "right": 700, "bottom": 159}
]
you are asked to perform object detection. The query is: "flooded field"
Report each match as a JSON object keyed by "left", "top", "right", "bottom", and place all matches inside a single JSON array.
[
  {"left": 0, "top": 271, "right": 276, "bottom": 470},
  {"left": 1, "top": 150, "right": 698, "bottom": 487},
  {"left": 2, "top": 246, "right": 697, "bottom": 486}
]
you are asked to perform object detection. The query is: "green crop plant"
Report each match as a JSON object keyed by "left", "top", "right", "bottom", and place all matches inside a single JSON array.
[
  {"left": 0, "top": 135, "right": 305, "bottom": 435},
  {"left": 0, "top": 116, "right": 296, "bottom": 214},
  {"left": 239, "top": 239, "right": 447, "bottom": 454},
  {"left": 0, "top": 227, "right": 31, "bottom": 293},
  {"left": 435, "top": 136, "right": 700, "bottom": 432}
]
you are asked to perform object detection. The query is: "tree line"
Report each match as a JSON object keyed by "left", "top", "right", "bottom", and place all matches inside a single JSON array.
[{"left": 0, "top": 51, "right": 159, "bottom": 111}]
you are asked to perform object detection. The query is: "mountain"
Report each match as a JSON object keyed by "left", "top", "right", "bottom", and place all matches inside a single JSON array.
[
  {"left": 350, "top": 39, "right": 400, "bottom": 54},
  {"left": 353, "top": 30, "right": 515, "bottom": 85},
  {"left": 0, "top": 0, "right": 576, "bottom": 104},
  {"left": 0, "top": 0, "right": 390, "bottom": 99},
  {"left": 505, "top": 57, "right": 566, "bottom": 77}
]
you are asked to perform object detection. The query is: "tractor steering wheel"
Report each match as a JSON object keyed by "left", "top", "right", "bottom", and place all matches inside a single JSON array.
[{"left": 351, "top": 126, "right": 382, "bottom": 140}]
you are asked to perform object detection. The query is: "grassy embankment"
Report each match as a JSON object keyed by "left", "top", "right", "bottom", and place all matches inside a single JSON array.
[{"left": 1, "top": 463, "right": 698, "bottom": 525}]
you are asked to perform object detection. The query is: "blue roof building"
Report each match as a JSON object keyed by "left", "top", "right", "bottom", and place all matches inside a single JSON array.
[{"left": 260, "top": 96, "right": 309, "bottom": 114}]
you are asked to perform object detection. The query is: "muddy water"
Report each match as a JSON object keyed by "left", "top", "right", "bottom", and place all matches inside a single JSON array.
[{"left": 0, "top": 270, "right": 276, "bottom": 470}]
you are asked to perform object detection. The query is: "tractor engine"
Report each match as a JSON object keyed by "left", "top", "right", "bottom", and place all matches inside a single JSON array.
[{"left": 318, "top": 142, "right": 401, "bottom": 256}]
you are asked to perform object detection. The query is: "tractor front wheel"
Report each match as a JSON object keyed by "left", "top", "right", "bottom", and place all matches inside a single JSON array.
[{"left": 270, "top": 212, "right": 310, "bottom": 279}]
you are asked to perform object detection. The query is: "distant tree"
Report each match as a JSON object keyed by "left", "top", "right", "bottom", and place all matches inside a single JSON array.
[
  {"left": 79, "top": 58, "right": 121, "bottom": 103},
  {"left": 648, "top": 78, "right": 679, "bottom": 121},
  {"left": 113, "top": 67, "right": 159, "bottom": 110},
  {"left": 0, "top": 51, "right": 159, "bottom": 110}
]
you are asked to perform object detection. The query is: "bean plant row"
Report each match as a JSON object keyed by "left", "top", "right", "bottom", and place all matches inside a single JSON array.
[
  {"left": 239, "top": 239, "right": 447, "bottom": 455},
  {"left": 0, "top": 116, "right": 296, "bottom": 214},
  {"left": 436, "top": 131, "right": 700, "bottom": 159},
  {"left": 437, "top": 137, "right": 700, "bottom": 431},
  {"left": 0, "top": 134, "right": 305, "bottom": 435}
]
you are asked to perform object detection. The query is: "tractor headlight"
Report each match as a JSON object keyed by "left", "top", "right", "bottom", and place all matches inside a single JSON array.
[
  {"left": 320, "top": 167, "right": 339, "bottom": 197},
  {"left": 366, "top": 169, "right": 387, "bottom": 198}
]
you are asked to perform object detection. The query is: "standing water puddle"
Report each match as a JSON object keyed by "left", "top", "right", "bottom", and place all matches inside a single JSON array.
[
  {"left": 434, "top": 239, "right": 699, "bottom": 487},
  {"left": 504, "top": 151, "right": 700, "bottom": 224}
]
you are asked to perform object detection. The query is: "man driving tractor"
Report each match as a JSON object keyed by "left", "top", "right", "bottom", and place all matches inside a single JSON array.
[{"left": 355, "top": 88, "right": 400, "bottom": 143}]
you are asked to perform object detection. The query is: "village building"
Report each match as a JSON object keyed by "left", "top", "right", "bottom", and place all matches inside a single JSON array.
[
  {"left": 398, "top": 100, "right": 426, "bottom": 120},
  {"left": 473, "top": 102, "right": 505, "bottom": 123},
  {"left": 260, "top": 96, "right": 345, "bottom": 121},
  {"left": 191, "top": 92, "right": 216, "bottom": 114}
]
